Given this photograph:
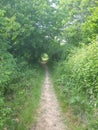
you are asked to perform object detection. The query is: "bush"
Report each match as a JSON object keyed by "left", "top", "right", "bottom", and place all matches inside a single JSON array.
[
  {"left": 53, "top": 42, "right": 98, "bottom": 129},
  {"left": 0, "top": 50, "right": 17, "bottom": 93}
]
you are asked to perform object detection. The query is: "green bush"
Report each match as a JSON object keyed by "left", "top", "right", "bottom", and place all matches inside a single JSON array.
[
  {"left": 0, "top": 65, "right": 43, "bottom": 130},
  {"left": 0, "top": 94, "right": 11, "bottom": 129},
  {"left": 0, "top": 50, "right": 17, "bottom": 94},
  {"left": 53, "top": 42, "right": 98, "bottom": 129}
]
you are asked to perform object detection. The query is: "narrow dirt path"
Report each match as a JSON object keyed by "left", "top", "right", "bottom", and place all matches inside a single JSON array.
[{"left": 31, "top": 65, "right": 66, "bottom": 130}]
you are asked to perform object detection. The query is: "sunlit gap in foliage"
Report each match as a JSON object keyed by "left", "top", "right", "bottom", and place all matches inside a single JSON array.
[
  {"left": 60, "top": 39, "right": 67, "bottom": 46},
  {"left": 41, "top": 53, "right": 49, "bottom": 64}
]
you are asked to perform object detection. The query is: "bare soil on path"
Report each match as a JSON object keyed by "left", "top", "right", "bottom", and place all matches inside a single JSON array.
[{"left": 31, "top": 65, "right": 66, "bottom": 130}]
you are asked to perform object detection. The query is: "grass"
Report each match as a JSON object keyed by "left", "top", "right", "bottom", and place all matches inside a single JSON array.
[
  {"left": 52, "top": 79, "right": 86, "bottom": 130},
  {"left": 51, "top": 42, "right": 98, "bottom": 130},
  {"left": 4, "top": 68, "right": 44, "bottom": 130},
  {"left": 17, "top": 80, "right": 42, "bottom": 130}
]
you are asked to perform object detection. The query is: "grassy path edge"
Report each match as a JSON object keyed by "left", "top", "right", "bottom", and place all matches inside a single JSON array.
[{"left": 52, "top": 76, "right": 84, "bottom": 130}]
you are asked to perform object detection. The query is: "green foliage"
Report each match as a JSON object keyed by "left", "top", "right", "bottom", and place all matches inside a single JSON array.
[
  {"left": 58, "top": 0, "right": 97, "bottom": 45},
  {"left": 0, "top": 51, "right": 16, "bottom": 92},
  {"left": 0, "top": 95, "right": 11, "bottom": 129},
  {"left": 0, "top": 0, "right": 65, "bottom": 62},
  {"left": 82, "top": 3, "right": 98, "bottom": 43},
  {"left": 53, "top": 42, "right": 98, "bottom": 129},
  {"left": 16, "top": 74, "right": 42, "bottom": 130},
  {"left": 0, "top": 66, "right": 43, "bottom": 130},
  {"left": 0, "top": 0, "right": 64, "bottom": 129},
  {"left": 1, "top": 0, "right": 98, "bottom": 129},
  {"left": 61, "top": 43, "right": 75, "bottom": 60}
]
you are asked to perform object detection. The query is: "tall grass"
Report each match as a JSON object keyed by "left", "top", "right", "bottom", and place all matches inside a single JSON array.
[
  {"left": 3, "top": 66, "right": 44, "bottom": 130},
  {"left": 53, "top": 42, "right": 98, "bottom": 130}
]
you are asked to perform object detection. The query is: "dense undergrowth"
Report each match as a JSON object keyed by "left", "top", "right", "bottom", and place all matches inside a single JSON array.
[
  {"left": 0, "top": 60, "right": 43, "bottom": 130},
  {"left": 53, "top": 42, "right": 98, "bottom": 130}
]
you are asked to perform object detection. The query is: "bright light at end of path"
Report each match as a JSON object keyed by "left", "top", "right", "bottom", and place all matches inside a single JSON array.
[{"left": 41, "top": 53, "right": 49, "bottom": 64}]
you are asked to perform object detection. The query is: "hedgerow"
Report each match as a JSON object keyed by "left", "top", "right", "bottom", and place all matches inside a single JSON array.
[{"left": 54, "top": 42, "right": 98, "bottom": 129}]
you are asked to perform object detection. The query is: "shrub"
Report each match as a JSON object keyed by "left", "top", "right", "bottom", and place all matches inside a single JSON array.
[{"left": 54, "top": 42, "right": 98, "bottom": 129}]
